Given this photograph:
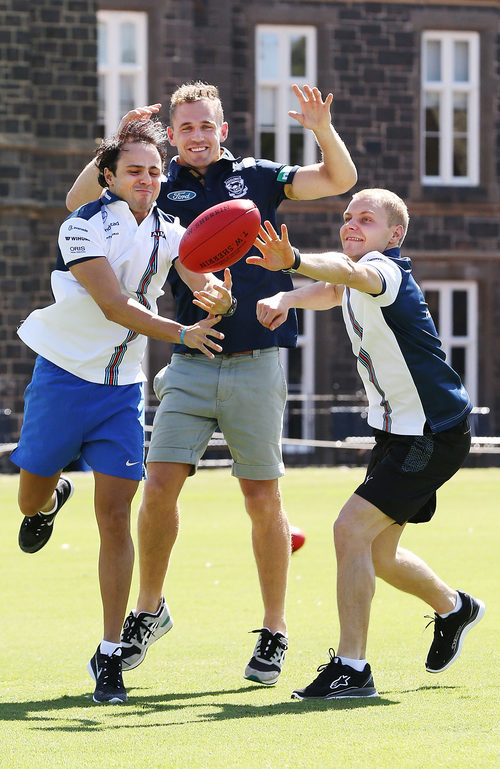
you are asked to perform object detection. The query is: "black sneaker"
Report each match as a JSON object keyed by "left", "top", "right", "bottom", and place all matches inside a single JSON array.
[
  {"left": 87, "top": 646, "right": 127, "bottom": 704},
  {"left": 425, "top": 590, "right": 485, "bottom": 673},
  {"left": 18, "top": 476, "right": 74, "bottom": 553},
  {"left": 291, "top": 649, "right": 378, "bottom": 700},
  {"left": 244, "top": 628, "right": 288, "bottom": 685},
  {"left": 121, "top": 596, "right": 173, "bottom": 671}
]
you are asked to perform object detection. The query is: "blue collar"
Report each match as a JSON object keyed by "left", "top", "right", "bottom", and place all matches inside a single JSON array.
[
  {"left": 383, "top": 247, "right": 401, "bottom": 259},
  {"left": 383, "top": 246, "right": 413, "bottom": 271}
]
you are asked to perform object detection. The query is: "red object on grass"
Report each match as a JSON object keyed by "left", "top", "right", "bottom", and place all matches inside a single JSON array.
[{"left": 291, "top": 525, "right": 306, "bottom": 553}]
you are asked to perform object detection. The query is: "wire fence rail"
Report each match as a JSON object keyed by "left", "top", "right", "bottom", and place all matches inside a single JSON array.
[{"left": 1, "top": 407, "right": 497, "bottom": 470}]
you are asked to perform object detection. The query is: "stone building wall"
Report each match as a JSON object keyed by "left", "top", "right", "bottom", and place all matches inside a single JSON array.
[{"left": 1, "top": 0, "right": 499, "bottom": 460}]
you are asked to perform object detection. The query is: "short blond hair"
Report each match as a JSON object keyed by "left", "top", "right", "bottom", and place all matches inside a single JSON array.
[
  {"left": 169, "top": 81, "right": 224, "bottom": 125},
  {"left": 351, "top": 188, "right": 409, "bottom": 245}
]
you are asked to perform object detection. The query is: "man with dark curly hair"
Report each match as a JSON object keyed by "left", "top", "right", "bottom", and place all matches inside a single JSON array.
[{"left": 11, "top": 119, "right": 232, "bottom": 704}]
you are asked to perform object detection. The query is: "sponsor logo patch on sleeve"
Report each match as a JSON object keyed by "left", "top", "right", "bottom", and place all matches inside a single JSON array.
[{"left": 277, "top": 165, "right": 294, "bottom": 183}]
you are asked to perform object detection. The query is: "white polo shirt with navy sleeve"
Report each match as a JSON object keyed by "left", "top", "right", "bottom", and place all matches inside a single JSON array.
[{"left": 18, "top": 191, "right": 185, "bottom": 385}]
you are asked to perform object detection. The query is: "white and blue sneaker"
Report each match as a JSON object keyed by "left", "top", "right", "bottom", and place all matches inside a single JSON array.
[{"left": 121, "top": 596, "right": 173, "bottom": 671}]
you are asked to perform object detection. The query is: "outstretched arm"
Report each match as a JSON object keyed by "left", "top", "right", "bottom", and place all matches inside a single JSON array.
[
  {"left": 247, "top": 221, "right": 383, "bottom": 295},
  {"left": 256, "top": 281, "right": 341, "bottom": 331},
  {"left": 70, "top": 257, "right": 224, "bottom": 358},
  {"left": 66, "top": 104, "right": 162, "bottom": 211},
  {"left": 285, "top": 84, "right": 357, "bottom": 200}
]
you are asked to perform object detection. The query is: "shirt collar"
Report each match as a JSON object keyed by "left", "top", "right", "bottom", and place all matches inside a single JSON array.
[
  {"left": 383, "top": 247, "right": 401, "bottom": 259},
  {"left": 166, "top": 146, "right": 238, "bottom": 181},
  {"left": 100, "top": 189, "right": 158, "bottom": 218}
]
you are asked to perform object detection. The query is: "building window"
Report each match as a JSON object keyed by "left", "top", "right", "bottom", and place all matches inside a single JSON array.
[
  {"left": 421, "top": 31, "right": 479, "bottom": 186},
  {"left": 422, "top": 281, "right": 477, "bottom": 404},
  {"left": 280, "top": 301, "right": 316, "bottom": 453},
  {"left": 97, "top": 11, "right": 148, "bottom": 138},
  {"left": 256, "top": 25, "right": 317, "bottom": 165}
]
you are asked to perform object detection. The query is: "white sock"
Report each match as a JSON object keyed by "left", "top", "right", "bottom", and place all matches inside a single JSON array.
[
  {"left": 338, "top": 655, "right": 367, "bottom": 672},
  {"left": 42, "top": 495, "right": 58, "bottom": 515},
  {"left": 439, "top": 592, "right": 462, "bottom": 619},
  {"left": 100, "top": 640, "right": 121, "bottom": 657}
]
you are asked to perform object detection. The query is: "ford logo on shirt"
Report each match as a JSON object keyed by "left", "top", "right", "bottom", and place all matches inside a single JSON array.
[{"left": 167, "top": 190, "right": 197, "bottom": 201}]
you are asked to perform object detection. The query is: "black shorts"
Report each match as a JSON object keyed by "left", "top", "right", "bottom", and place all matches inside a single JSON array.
[{"left": 354, "top": 418, "right": 471, "bottom": 525}]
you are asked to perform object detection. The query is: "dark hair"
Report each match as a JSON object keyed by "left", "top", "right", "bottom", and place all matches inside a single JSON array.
[{"left": 95, "top": 119, "right": 168, "bottom": 188}]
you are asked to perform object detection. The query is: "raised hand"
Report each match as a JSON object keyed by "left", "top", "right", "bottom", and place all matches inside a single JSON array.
[
  {"left": 118, "top": 103, "right": 162, "bottom": 133},
  {"left": 192, "top": 268, "right": 233, "bottom": 316},
  {"left": 246, "top": 222, "right": 294, "bottom": 272},
  {"left": 288, "top": 84, "right": 333, "bottom": 133}
]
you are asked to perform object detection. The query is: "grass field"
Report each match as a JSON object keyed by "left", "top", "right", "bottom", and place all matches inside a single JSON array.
[{"left": 1, "top": 467, "right": 498, "bottom": 769}]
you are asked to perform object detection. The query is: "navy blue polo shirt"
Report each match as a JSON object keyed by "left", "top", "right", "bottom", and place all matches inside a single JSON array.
[{"left": 157, "top": 149, "right": 299, "bottom": 353}]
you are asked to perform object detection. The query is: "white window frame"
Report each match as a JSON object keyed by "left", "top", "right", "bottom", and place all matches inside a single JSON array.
[
  {"left": 97, "top": 11, "right": 148, "bottom": 137},
  {"left": 421, "top": 280, "right": 478, "bottom": 404},
  {"left": 280, "top": 294, "right": 316, "bottom": 453},
  {"left": 255, "top": 25, "right": 317, "bottom": 164},
  {"left": 421, "top": 30, "right": 480, "bottom": 186}
]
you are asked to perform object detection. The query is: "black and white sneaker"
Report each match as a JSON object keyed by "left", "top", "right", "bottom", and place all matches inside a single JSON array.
[
  {"left": 291, "top": 649, "right": 378, "bottom": 700},
  {"left": 18, "top": 476, "right": 74, "bottom": 553},
  {"left": 425, "top": 590, "right": 485, "bottom": 673},
  {"left": 244, "top": 628, "right": 288, "bottom": 685},
  {"left": 121, "top": 596, "right": 173, "bottom": 671},
  {"left": 87, "top": 646, "right": 127, "bottom": 704}
]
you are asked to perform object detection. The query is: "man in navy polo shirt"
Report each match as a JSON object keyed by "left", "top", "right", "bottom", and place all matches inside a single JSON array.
[{"left": 66, "top": 82, "right": 357, "bottom": 686}]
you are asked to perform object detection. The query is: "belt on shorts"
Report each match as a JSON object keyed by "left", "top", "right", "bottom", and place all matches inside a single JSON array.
[{"left": 182, "top": 349, "right": 262, "bottom": 357}]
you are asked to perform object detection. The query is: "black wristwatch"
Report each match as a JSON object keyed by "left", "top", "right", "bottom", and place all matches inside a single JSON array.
[
  {"left": 221, "top": 295, "right": 238, "bottom": 317},
  {"left": 281, "top": 247, "right": 301, "bottom": 274}
]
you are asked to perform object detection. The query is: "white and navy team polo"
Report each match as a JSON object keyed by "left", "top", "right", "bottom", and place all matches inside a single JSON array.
[
  {"left": 342, "top": 247, "right": 472, "bottom": 435},
  {"left": 18, "top": 191, "right": 185, "bottom": 386}
]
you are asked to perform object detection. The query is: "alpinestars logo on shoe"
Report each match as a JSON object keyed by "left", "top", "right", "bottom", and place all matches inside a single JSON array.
[{"left": 330, "top": 675, "right": 350, "bottom": 690}]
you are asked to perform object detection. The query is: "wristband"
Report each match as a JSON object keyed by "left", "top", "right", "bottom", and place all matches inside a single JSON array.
[
  {"left": 220, "top": 295, "right": 238, "bottom": 318},
  {"left": 281, "top": 246, "right": 301, "bottom": 274},
  {"left": 179, "top": 327, "right": 186, "bottom": 345}
]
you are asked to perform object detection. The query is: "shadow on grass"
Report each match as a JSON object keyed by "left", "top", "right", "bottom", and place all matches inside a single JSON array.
[
  {"left": 0, "top": 684, "right": 402, "bottom": 731},
  {"left": 382, "top": 684, "right": 460, "bottom": 695}
]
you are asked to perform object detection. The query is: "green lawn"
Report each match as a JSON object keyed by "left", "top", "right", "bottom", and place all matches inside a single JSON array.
[{"left": 1, "top": 467, "right": 498, "bottom": 769}]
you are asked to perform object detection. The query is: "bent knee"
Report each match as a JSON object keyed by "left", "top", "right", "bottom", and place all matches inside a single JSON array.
[
  {"left": 333, "top": 503, "right": 372, "bottom": 554},
  {"left": 333, "top": 513, "right": 353, "bottom": 552}
]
